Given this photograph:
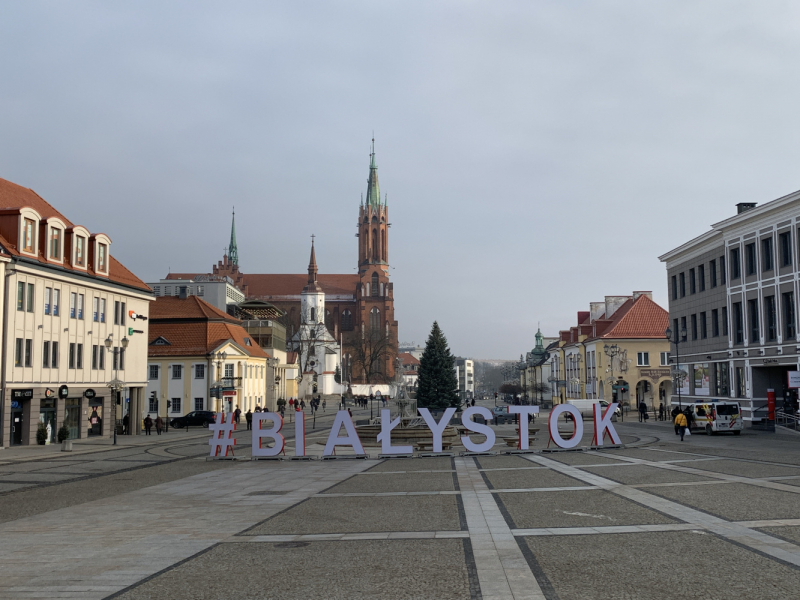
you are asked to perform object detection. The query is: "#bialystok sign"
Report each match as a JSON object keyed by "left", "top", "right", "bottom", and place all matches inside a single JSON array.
[{"left": 208, "top": 403, "right": 622, "bottom": 457}]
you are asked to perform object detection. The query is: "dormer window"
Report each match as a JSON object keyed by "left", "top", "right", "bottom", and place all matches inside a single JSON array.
[
  {"left": 75, "top": 235, "right": 85, "bottom": 267},
  {"left": 22, "top": 218, "right": 35, "bottom": 253},
  {"left": 49, "top": 228, "right": 62, "bottom": 260},
  {"left": 98, "top": 243, "right": 107, "bottom": 273}
]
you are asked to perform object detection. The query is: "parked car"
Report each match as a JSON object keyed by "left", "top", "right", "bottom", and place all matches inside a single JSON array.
[
  {"left": 491, "top": 406, "right": 508, "bottom": 418},
  {"left": 599, "top": 400, "right": 622, "bottom": 417},
  {"left": 170, "top": 411, "right": 217, "bottom": 429}
]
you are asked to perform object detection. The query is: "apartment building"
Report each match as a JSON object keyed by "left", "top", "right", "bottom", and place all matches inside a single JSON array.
[
  {"left": 455, "top": 358, "right": 475, "bottom": 401},
  {"left": 660, "top": 197, "right": 800, "bottom": 423},
  {"left": 0, "top": 177, "right": 152, "bottom": 446}
]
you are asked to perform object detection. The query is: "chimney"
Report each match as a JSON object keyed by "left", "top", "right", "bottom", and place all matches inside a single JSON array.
[
  {"left": 632, "top": 291, "right": 653, "bottom": 301},
  {"left": 178, "top": 286, "right": 188, "bottom": 300},
  {"left": 736, "top": 202, "right": 757, "bottom": 214}
]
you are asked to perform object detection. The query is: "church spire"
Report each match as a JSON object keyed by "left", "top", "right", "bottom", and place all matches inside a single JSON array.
[
  {"left": 365, "top": 137, "right": 381, "bottom": 207},
  {"left": 228, "top": 207, "right": 239, "bottom": 266},
  {"left": 307, "top": 234, "right": 318, "bottom": 284}
]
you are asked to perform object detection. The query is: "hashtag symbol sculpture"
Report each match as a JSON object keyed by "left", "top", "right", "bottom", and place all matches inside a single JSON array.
[{"left": 209, "top": 412, "right": 237, "bottom": 457}]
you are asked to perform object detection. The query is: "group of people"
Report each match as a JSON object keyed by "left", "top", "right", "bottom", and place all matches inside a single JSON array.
[
  {"left": 671, "top": 406, "right": 694, "bottom": 441},
  {"left": 142, "top": 414, "right": 165, "bottom": 435}
]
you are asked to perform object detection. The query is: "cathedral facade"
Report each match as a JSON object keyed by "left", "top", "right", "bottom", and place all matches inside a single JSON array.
[{"left": 167, "top": 141, "right": 398, "bottom": 385}]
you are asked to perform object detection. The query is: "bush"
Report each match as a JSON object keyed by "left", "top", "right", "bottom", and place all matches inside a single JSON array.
[
  {"left": 36, "top": 423, "right": 47, "bottom": 445},
  {"left": 57, "top": 423, "right": 70, "bottom": 443}
]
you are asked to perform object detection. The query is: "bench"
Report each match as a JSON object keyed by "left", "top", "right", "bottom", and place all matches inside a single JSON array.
[
  {"left": 415, "top": 441, "right": 453, "bottom": 452},
  {"left": 504, "top": 433, "right": 538, "bottom": 447}
]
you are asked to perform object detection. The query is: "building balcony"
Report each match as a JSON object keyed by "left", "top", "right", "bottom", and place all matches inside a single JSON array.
[{"left": 220, "top": 377, "right": 242, "bottom": 388}]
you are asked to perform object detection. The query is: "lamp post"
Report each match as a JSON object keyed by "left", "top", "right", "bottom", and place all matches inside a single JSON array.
[
  {"left": 664, "top": 326, "right": 687, "bottom": 410},
  {"left": 213, "top": 351, "right": 228, "bottom": 414},
  {"left": 604, "top": 343, "right": 622, "bottom": 421},
  {"left": 105, "top": 334, "right": 129, "bottom": 445}
]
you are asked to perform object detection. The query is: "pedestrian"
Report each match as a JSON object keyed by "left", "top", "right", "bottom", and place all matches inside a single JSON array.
[
  {"left": 674, "top": 410, "right": 688, "bottom": 441},
  {"left": 659, "top": 404, "right": 665, "bottom": 421},
  {"left": 144, "top": 414, "right": 153, "bottom": 435},
  {"left": 322, "top": 399, "right": 327, "bottom": 412},
  {"left": 289, "top": 398, "right": 295, "bottom": 411},
  {"left": 255, "top": 406, "right": 262, "bottom": 413},
  {"left": 471, "top": 398, "right": 476, "bottom": 407},
  {"left": 246, "top": 409, "right": 253, "bottom": 430},
  {"left": 300, "top": 400, "right": 305, "bottom": 411},
  {"left": 155, "top": 415, "right": 163, "bottom": 435},
  {"left": 122, "top": 414, "right": 130, "bottom": 435},
  {"left": 234, "top": 405, "right": 242, "bottom": 425},
  {"left": 347, "top": 407, "right": 353, "bottom": 418},
  {"left": 638, "top": 400, "right": 647, "bottom": 422}
]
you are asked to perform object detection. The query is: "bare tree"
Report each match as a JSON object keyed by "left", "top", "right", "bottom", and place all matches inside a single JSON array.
[{"left": 351, "top": 326, "right": 396, "bottom": 384}]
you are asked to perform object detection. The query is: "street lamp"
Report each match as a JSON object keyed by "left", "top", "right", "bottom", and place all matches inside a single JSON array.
[
  {"left": 105, "top": 334, "right": 129, "bottom": 445},
  {"left": 664, "top": 326, "right": 687, "bottom": 410},
  {"left": 604, "top": 344, "right": 623, "bottom": 420},
  {"left": 212, "top": 351, "right": 228, "bottom": 413}
]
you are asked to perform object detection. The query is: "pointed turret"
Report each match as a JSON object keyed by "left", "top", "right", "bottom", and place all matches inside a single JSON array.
[
  {"left": 303, "top": 236, "right": 323, "bottom": 293},
  {"left": 228, "top": 208, "right": 239, "bottom": 266},
  {"left": 365, "top": 138, "right": 381, "bottom": 207}
]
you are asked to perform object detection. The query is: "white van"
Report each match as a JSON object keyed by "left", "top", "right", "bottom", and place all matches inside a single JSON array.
[
  {"left": 688, "top": 401, "right": 743, "bottom": 435},
  {"left": 564, "top": 400, "right": 620, "bottom": 420}
]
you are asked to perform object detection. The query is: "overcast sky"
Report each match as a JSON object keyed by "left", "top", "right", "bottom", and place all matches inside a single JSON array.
[{"left": 3, "top": 1, "right": 800, "bottom": 359}]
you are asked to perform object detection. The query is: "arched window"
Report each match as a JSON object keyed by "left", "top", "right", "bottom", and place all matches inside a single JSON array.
[
  {"left": 371, "top": 273, "right": 379, "bottom": 297},
  {"left": 372, "top": 229, "right": 378, "bottom": 260},
  {"left": 341, "top": 310, "right": 353, "bottom": 331},
  {"left": 381, "top": 229, "right": 386, "bottom": 262},
  {"left": 310, "top": 307, "right": 316, "bottom": 322},
  {"left": 370, "top": 307, "right": 380, "bottom": 331}
]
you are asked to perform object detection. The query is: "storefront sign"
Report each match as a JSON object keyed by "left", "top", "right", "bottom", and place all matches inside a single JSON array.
[
  {"left": 84, "top": 389, "right": 97, "bottom": 399},
  {"left": 11, "top": 389, "right": 33, "bottom": 400},
  {"left": 58, "top": 385, "right": 69, "bottom": 399},
  {"left": 639, "top": 368, "right": 670, "bottom": 381},
  {"left": 209, "top": 404, "right": 622, "bottom": 457},
  {"left": 789, "top": 371, "right": 800, "bottom": 389}
]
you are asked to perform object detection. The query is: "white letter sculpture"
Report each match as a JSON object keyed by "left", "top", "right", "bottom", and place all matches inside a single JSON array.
[
  {"left": 209, "top": 412, "right": 237, "bottom": 457},
  {"left": 593, "top": 402, "right": 621, "bottom": 446},
  {"left": 418, "top": 407, "right": 457, "bottom": 453},
  {"left": 295, "top": 409, "right": 306, "bottom": 456},
  {"left": 548, "top": 404, "right": 584, "bottom": 449},
  {"left": 508, "top": 405, "right": 540, "bottom": 449},
  {"left": 251, "top": 412, "right": 284, "bottom": 457},
  {"left": 377, "top": 409, "right": 413, "bottom": 455},
  {"left": 323, "top": 410, "right": 365, "bottom": 456},
  {"left": 460, "top": 406, "right": 496, "bottom": 452}
]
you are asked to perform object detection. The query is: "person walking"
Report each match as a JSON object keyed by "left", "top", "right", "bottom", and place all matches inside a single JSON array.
[
  {"left": 638, "top": 400, "right": 647, "bottom": 422},
  {"left": 122, "top": 414, "right": 130, "bottom": 435},
  {"left": 144, "top": 414, "right": 153, "bottom": 435},
  {"left": 322, "top": 399, "right": 327, "bottom": 412},
  {"left": 674, "top": 410, "right": 688, "bottom": 441},
  {"left": 658, "top": 404, "right": 665, "bottom": 421},
  {"left": 234, "top": 406, "right": 242, "bottom": 425},
  {"left": 155, "top": 415, "right": 163, "bottom": 435},
  {"left": 245, "top": 409, "right": 253, "bottom": 430}
]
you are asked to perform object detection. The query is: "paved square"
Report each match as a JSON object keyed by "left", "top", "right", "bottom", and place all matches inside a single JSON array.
[
  {"left": 581, "top": 464, "right": 715, "bottom": 485},
  {"left": 321, "top": 471, "right": 456, "bottom": 493}
]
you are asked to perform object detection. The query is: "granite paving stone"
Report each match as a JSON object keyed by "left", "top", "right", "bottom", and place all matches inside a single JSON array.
[
  {"left": 650, "top": 483, "right": 800, "bottom": 522},
  {"left": 245, "top": 494, "right": 463, "bottom": 535},
  {"left": 476, "top": 455, "right": 538, "bottom": 470},
  {"left": 580, "top": 464, "right": 715, "bottom": 485},
  {"left": 482, "top": 466, "right": 587, "bottom": 490},
  {"left": 368, "top": 457, "right": 453, "bottom": 472},
  {"left": 321, "top": 471, "right": 455, "bottom": 493},
  {"left": 546, "top": 452, "right": 628, "bottom": 466},
  {"left": 683, "top": 459, "right": 800, "bottom": 479}
]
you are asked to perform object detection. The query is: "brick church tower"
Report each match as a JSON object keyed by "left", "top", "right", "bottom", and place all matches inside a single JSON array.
[{"left": 354, "top": 139, "right": 398, "bottom": 381}]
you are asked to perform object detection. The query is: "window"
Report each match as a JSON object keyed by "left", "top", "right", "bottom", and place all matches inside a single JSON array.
[
  {"left": 784, "top": 292, "right": 796, "bottom": 339},
  {"left": 16, "top": 282, "right": 23, "bottom": 311},
  {"left": 730, "top": 248, "right": 740, "bottom": 279},
  {"left": 637, "top": 352, "right": 649, "bottom": 366},
  {"left": 747, "top": 298, "right": 759, "bottom": 342},
  {"left": 149, "top": 395, "right": 158, "bottom": 413},
  {"left": 98, "top": 243, "right": 107, "bottom": 272},
  {"left": 114, "top": 301, "right": 120, "bottom": 325},
  {"left": 780, "top": 232, "right": 792, "bottom": 267},
  {"left": 691, "top": 314, "right": 698, "bottom": 340},
  {"left": 370, "top": 307, "right": 380, "bottom": 330},
  {"left": 733, "top": 303, "right": 743, "bottom": 344},
  {"left": 244, "top": 337, "right": 251, "bottom": 346},
  {"left": 722, "top": 306, "right": 729, "bottom": 336},
  {"left": 673, "top": 318, "right": 679, "bottom": 341},
  {"left": 698, "top": 264, "right": 705, "bottom": 292},
  {"left": 44, "top": 287, "right": 51, "bottom": 315},
  {"left": 149, "top": 365, "right": 159, "bottom": 380},
  {"left": 714, "top": 362, "right": 730, "bottom": 396},
  {"left": 93, "top": 297, "right": 98, "bottom": 321},
  {"left": 51, "top": 341, "right": 58, "bottom": 368},
  {"left": 14, "top": 338, "right": 22, "bottom": 366},
  {"left": 371, "top": 273, "right": 379, "bottom": 297},
  {"left": 736, "top": 367, "right": 746, "bottom": 398},
  {"left": 712, "top": 309, "right": 719, "bottom": 337},
  {"left": 745, "top": 243, "right": 756, "bottom": 276},
  {"left": 710, "top": 260, "right": 717, "bottom": 288},
  {"left": 22, "top": 218, "right": 35, "bottom": 252},
  {"left": 43, "top": 341, "right": 50, "bottom": 368},
  {"left": 98, "top": 345, "right": 104, "bottom": 370},
  {"left": 70, "top": 292, "right": 76, "bottom": 318},
  {"left": 75, "top": 235, "right": 85, "bottom": 267},
  {"left": 660, "top": 352, "right": 669, "bottom": 366},
  {"left": 49, "top": 227, "right": 61, "bottom": 260},
  {"left": 26, "top": 283, "right": 33, "bottom": 313},
  {"left": 69, "top": 343, "right": 75, "bottom": 369},
  {"left": 762, "top": 237, "right": 774, "bottom": 272},
  {"left": 679, "top": 272, "right": 686, "bottom": 297},
  {"left": 24, "top": 339, "right": 32, "bottom": 367},
  {"left": 77, "top": 343, "right": 83, "bottom": 369},
  {"left": 341, "top": 310, "right": 353, "bottom": 331},
  {"left": 195, "top": 364, "right": 205, "bottom": 379},
  {"left": 689, "top": 269, "right": 696, "bottom": 294},
  {"left": 765, "top": 295, "right": 776, "bottom": 341},
  {"left": 77, "top": 294, "right": 84, "bottom": 319},
  {"left": 171, "top": 398, "right": 181, "bottom": 413},
  {"left": 224, "top": 364, "right": 234, "bottom": 378},
  {"left": 680, "top": 316, "right": 687, "bottom": 341},
  {"left": 194, "top": 398, "right": 204, "bottom": 411},
  {"left": 53, "top": 289, "right": 60, "bottom": 316},
  {"left": 92, "top": 345, "right": 98, "bottom": 370},
  {"left": 309, "top": 307, "right": 316, "bottom": 322},
  {"left": 99, "top": 298, "right": 105, "bottom": 322},
  {"left": 671, "top": 275, "right": 677, "bottom": 300},
  {"left": 172, "top": 364, "right": 182, "bottom": 379},
  {"left": 119, "top": 348, "right": 125, "bottom": 370},
  {"left": 721, "top": 255, "right": 727, "bottom": 284},
  {"left": 700, "top": 312, "right": 707, "bottom": 339}
]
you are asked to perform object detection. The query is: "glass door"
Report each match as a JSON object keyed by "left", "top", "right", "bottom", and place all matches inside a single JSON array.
[{"left": 64, "top": 398, "right": 80, "bottom": 440}]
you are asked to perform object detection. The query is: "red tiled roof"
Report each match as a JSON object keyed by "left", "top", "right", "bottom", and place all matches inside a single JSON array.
[
  {"left": 0, "top": 177, "right": 150, "bottom": 292},
  {"left": 596, "top": 295, "right": 668, "bottom": 339},
  {"left": 148, "top": 321, "right": 270, "bottom": 359},
  {"left": 398, "top": 352, "right": 420, "bottom": 365},
  {"left": 166, "top": 272, "right": 359, "bottom": 297},
  {"left": 150, "top": 295, "right": 239, "bottom": 322}
]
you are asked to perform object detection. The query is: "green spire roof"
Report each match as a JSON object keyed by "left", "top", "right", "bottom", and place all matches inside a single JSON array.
[
  {"left": 229, "top": 208, "right": 238, "bottom": 266},
  {"left": 365, "top": 138, "right": 381, "bottom": 207}
]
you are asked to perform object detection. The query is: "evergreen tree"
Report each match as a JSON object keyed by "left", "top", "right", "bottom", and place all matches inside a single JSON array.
[{"left": 417, "top": 321, "right": 459, "bottom": 409}]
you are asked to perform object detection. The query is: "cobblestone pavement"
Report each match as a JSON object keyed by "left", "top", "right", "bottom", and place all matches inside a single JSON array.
[{"left": 2, "top": 407, "right": 800, "bottom": 598}]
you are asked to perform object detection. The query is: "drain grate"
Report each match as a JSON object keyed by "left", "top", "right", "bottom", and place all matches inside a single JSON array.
[
  {"left": 274, "top": 541, "right": 310, "bottom": 549},
  {"left": 246, "top": 490, "right": 287, "bottom": 496}
]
